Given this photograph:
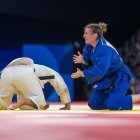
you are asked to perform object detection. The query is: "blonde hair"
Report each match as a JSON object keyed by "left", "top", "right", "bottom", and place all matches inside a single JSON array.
[{"left": 84, "top": 22, "right": 107, "bottom": 38}]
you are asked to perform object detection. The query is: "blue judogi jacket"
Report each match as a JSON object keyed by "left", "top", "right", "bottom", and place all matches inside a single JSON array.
[{"left": 82, "top": 37, "right": 132, "bottom": 90}]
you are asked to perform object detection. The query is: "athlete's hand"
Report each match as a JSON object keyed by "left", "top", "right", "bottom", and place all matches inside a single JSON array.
[
  {"left": 71, "top": 68, "right": 85, "bottom": 79},
  {"left": 59, "top": 102, "right": 71, "bottom": 110},
  {"left": 40, "top": 103, "right": 49, "bottom": 110},
  {"left": 73, "top": 51, "right": 84, "bottom": 64},
  {"left": 8, "top": 104, "right": 18, "bottom": 110}
]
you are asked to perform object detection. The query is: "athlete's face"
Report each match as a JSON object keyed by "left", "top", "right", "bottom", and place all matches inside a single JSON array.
[{"left": 83, "top": 28, "right": 97, "bottom": 45}]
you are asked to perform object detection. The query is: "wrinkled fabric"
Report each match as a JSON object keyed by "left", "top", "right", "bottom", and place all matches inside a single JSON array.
[{"left": 82, "top": 37, "right": 133, "bottom": 110}]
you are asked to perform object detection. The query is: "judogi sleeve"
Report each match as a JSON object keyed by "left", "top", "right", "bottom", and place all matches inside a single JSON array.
[
  {"left": 48, "top": 72, "right": 71, "bottom": 104},
  {"left": 82, "top": 45, "right": 93, "bottom": 69},
  {"left": 34, "top": 65, "right": 71, "bottom": 104},
  {"left": 83, "top": 47, "right": 113, "bottom": 84}
]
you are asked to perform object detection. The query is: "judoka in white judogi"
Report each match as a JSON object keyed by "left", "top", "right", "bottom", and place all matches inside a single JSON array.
[{"left": 0, "top": 57, "right": 71, "bottom": 110}]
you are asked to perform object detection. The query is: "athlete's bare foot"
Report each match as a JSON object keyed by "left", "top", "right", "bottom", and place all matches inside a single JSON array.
[
  {"left": 132, "top": 94, "right": 140, "bottom": 103},
  {"left": 59, "top": 102, "right": 71, "bottom": 110}
]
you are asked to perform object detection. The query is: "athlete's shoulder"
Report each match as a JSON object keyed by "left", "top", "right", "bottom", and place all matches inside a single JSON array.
[{"left": 100, "top": 37, "right": 118, "bottom": 52}]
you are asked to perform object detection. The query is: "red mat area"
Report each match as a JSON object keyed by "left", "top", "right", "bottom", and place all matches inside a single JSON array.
[{"left": 0, "top": 102, "right": 140, "bottom": 140}]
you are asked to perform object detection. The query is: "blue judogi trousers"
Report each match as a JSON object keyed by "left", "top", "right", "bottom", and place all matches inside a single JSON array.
[{"left": 88, "top": 72, "right": 133, "bottom": 110}]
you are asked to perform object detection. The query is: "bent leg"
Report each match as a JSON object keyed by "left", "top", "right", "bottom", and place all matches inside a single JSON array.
[
  {"left": 9, "top": 95, "right": 38, "bottom": 110},
  {"left": 88, "top": 88, "right": 109, "bottom": 110},
  {"left": 105, "top": 76, "right": 132, "bottom": 110},
  {"left": 12, "top": 66, "right": 47, "bottom": 109},
  {"left": 0, "top": 97, "right": 8, "bottom": 110}
]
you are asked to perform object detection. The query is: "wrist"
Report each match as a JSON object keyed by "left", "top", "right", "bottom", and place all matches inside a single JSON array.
[
  {"left": 81, "top": 59, "right": 85, "bottom": 64},
  {"left": 81, "top": 71, "right": 85, "bottom": 77}
]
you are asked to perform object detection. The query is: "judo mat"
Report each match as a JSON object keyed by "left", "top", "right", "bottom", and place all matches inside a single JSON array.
[{"left": 0, "top": 102, "right": 140, "bottom": 140}]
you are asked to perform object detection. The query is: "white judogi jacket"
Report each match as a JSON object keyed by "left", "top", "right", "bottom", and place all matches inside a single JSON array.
[{"left": 0, "top": 57, "right": 71, "bottom": 109}]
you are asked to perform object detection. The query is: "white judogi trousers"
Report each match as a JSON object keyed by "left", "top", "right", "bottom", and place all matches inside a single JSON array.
[{"left": 0, "top": 65, "right": 46, "bottom": 109}]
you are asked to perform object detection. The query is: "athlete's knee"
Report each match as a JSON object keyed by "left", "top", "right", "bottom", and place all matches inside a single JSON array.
[
  {"left": 88, "top": 101, "right": 102, "bottom": 110},
  {"left": 0, "top": 97, "right": 8, "bottom": 110},
  {"left": 107, "top": 100, "right": 119, "bottom": 110}
]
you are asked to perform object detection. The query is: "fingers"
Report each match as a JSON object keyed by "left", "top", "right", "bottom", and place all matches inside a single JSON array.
[
  {"left": 73, "top": 55, "right": 81, "bottom": 64},
  {"left": 73, "top": 55, "right": 78, "bottom": 62},
  {"left": 71, "top": 73, "right": 79, "bottom": 78},
  {"left": 73, "top": 57, "right": 79, "bottom": 64},
  {"left": 8, "top": 105, "right": 15, "bottom": 110},
  {"left": 73, "top": 54, "right": 78, "bottom": 57},
  {"left": 40, "top": 103, "right": 49, "bottom": 110},
  {"left": 59, "top": 107, "right": 70, "bottom": 110},
  {"left": 78, "top": 51, "right": 82, "bottom": 56},
  {"left": 73, "top": 54, "right": 80, "bottom": 58},
  {"left": 73, "top": 51, "right": 83, "bottom": 64},
  {"left": 71, "top": 68, "right": 81, "bottom": 78},
  {"left": 73, "top": 52, "right": 82, "bottom": 58}
]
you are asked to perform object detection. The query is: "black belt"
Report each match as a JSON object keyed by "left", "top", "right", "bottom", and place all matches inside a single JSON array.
[
  {"left": 0, "top": 69, "right": 55, "bottom": 80},
  {"left": 91, "top": 64, "right": 123, "bottom": 89},
  {"left": 99, "top": 64, "right": 123, "bottom": 82},
  {"left": 38, "top": 75, "right": 55, "bottom": 80},
  {"left": 34, "top": 68, "right": 55, "bottom": 80}
]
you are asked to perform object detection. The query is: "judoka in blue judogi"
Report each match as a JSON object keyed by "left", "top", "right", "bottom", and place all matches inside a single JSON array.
[{"left": 71, "top": 22, "right": 140, "bottom": 110}]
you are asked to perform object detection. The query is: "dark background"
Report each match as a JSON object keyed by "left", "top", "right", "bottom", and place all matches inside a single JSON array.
[
  {"left": 0, "top": 0, "right": 139, "bottom": 100},
  {"left": 0, "top": 0, "right": 139, "bottom": 47}
]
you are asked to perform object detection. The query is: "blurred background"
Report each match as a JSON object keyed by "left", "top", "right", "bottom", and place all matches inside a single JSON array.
[{"left": 0, "top": 0, "right": 140, "bottom": 102}]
